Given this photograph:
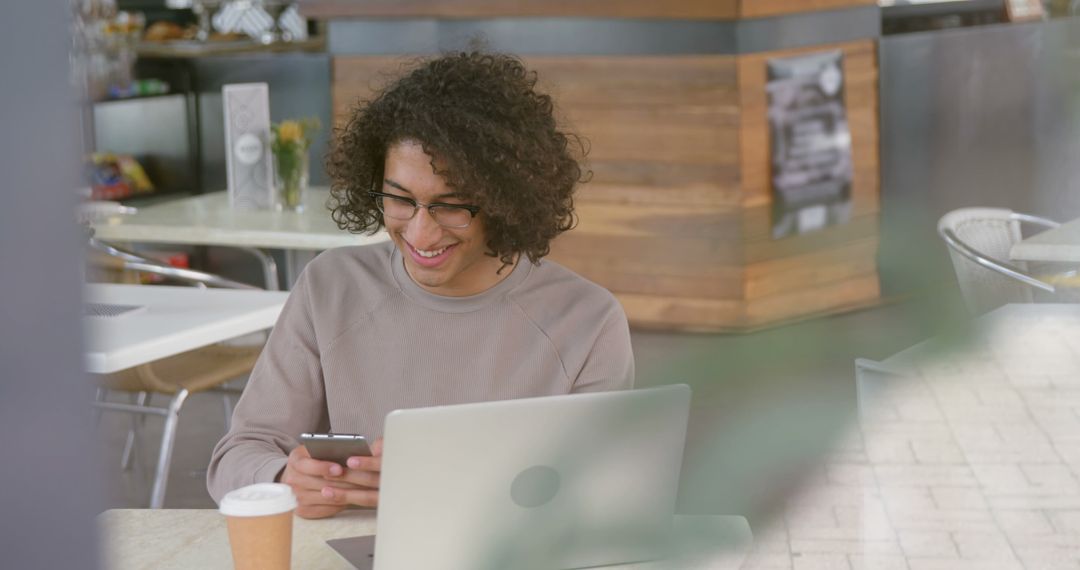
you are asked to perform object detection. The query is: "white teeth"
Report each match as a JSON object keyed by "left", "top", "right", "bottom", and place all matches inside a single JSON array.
[{"left": 416, "top": 246, "right": 448, "bottom": 258}]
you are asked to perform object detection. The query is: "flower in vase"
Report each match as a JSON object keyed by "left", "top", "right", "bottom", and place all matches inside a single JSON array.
[
  {"left": 277, "top": 120, "right": 304, "bottom": 144},
  {"left": 271, "top": 118, "right": 321, "bottom": 210}
]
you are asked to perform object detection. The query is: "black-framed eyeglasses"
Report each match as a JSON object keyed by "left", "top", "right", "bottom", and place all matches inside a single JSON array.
[{"left": 369, "top": 191, "right": 481, "bottom": 229}]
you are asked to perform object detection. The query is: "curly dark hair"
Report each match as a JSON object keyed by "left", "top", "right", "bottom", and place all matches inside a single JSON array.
[{"left": 326, "top": 51, "right": 588, "bottom": 267}]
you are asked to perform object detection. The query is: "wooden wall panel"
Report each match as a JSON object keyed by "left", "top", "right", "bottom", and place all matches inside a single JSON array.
[
  {"left": 334, "top": 55, "right": 744, "bottom": 202},
  {"left": 738, "top": 0, "right": 877, "bottom": 19},
  {"left": 731, "top": 39, "right": 880, "bottom": 328},
  {"left": 572, "top": 182, "right": 739, "bottom": 208},
  {"left": 552, "top": 242, "right": 879, "bottom": 303},
  {"left": 743, "top": 215, "right": 879, "bottom": 263},
  {"left": 548, "top": 245, "right": 743, "bottom": 280},
  {"left": 530, "top": 57, "right": 739, "bottom": 107},
  {"left": 737, "top": 41, "right": 879, "bottom": 209},
  {"left": 550, "top": 233, "right": 742, "bottom": 269},
  {"left": 569, "top": 202, "right": 742, "bottom": 241},
  {"left": 743, "top": 238, "right": 879, "bottom": 299},
  {"left": 739, "top": 200, "right": 878, "bottom": 244},
  {"left": 578, "top": 169, "right": 739, "bottom": 200},
  {"left": 742, "top": 273, "right": 880, "bottom": 327},
  {"left": 552, "top": 261, "right": 745, "bottom": 300},
  {"left": 331, "top": 41, "right": 882, "bottom": 331},
  {"left": 331, "top": 56, "right": 403, "bottom": 124},
  {"left": 558, "top": 112, "right": 740, "bottom": 165},
  {"left": 615, "top": 293, "right": 744, "bottom": 331},
  {"left": 530, "top": 56, "right": 740, "bottom": 200},
  {"left": 616, "top": 272, "right": 879, "bottom": 332}
]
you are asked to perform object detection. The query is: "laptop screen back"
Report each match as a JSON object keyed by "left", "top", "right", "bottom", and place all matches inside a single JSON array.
[{"left": 373, "top": 385, "right": 692, "bottom": 570}]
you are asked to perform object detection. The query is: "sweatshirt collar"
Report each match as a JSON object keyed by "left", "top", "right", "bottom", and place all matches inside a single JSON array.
[{"left": 389, "top": 244, "right": 532, "bottom": 313}]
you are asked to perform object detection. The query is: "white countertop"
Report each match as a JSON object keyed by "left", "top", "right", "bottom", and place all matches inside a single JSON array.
[
  {"left": 90, "top": 188, "right": 389, "bottom": 251},
  {"left": 84, "top": 284, "right": 289, "bottom": 374},
  {"left": 98, "top": 509, "right": 752, "bottom": 570},
  {"left": 1011, "top": 216, "right": 1080, "bottom": 263}
]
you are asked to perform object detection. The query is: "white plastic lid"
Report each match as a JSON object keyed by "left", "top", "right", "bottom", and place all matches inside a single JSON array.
[{"left": 219, "top": 483, "right": 298, "bottom": 517}]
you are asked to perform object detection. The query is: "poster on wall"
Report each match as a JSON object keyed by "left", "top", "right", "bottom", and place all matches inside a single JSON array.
[
  {"left": 766, "top": 50, "right": 853, "bottom": 239},
  {"left": 1005, "top": 0, "right": 1044, "bottom": 22}
]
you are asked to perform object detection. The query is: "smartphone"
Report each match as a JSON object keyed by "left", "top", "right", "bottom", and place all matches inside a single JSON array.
[{"left": 300, "top": 433, "right": 372, "bottom": 466}]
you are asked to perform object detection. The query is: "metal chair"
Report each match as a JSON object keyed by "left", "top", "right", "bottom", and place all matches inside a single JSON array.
[
  {"left": 88, "top": 238, "right": 279, "bottom": 292},
  {"left": 88, "top": 239, "right": 271, "bottom": 508},
  {"left": 937, "top": 208, "right": 1060, "bottom": 315}
]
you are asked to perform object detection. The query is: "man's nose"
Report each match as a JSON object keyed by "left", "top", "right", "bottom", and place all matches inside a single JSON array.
[{"left": 403, "top": 207, "right": 442, "bottom": 247}]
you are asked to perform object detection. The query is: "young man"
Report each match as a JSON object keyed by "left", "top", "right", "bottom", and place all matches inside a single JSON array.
[{"left": 207, "top": 52, "right": 634, "bottom": 518}]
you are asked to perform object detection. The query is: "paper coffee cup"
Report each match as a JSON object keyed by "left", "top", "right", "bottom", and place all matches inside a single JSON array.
[{"left": 220, "top": 483, "right": 297, "bottom": 570}]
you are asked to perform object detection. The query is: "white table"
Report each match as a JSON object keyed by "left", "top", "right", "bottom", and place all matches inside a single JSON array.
[
  {"left": 89, "top": 188, "right": 390, "bottom": 286},
  {"left": 84, "top": 283, "right": 290, "bottom": 374},
  {"left": 1010, "top": 216, "right": 1080, "bottom": 263},
  {"left": 90, "top": 188, "right": 387, "bottom": 251},
  {"left": 98, "top": 509, "right": 753, "bottom": 570}
]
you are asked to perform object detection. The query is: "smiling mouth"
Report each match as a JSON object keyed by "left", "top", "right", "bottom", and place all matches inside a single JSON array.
[
  {"left": 405, "top": 240, "right": 457, "bottom": 268},
  {"left": 415, "top": 245, "right": 448, "bottom": 258}
]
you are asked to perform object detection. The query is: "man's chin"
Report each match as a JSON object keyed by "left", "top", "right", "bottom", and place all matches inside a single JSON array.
[{"left": 405, "top": 262, "right": 449, "bottom": 288}]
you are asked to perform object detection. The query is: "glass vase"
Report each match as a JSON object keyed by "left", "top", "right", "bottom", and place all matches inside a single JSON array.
[{"left": 274, "top": 145, "right": 308, "bottom": 213}]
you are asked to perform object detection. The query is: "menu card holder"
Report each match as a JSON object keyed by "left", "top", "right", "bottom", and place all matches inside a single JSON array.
[{"left": 223, "top": 83, "right": 274, "bottom": 210}]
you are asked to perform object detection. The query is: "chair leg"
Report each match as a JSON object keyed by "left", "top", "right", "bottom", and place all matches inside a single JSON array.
[
  {"left": 149, "top": 388, "right": 189, "bottom": 509},
  {"left": 222, "top": 392, "right": 234, "bottom": 433},
  {"left": 120, "top": 391, "right": 149, "bottom": 471},
  {"left": 140, "top": 393, "right": 152, "bottom": 427},
  {"left": 93, "top": 387, "right": 107, "bottom": 427}
]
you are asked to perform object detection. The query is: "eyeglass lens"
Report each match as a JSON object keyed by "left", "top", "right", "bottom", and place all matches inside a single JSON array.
[{"left": 378, "top": 194, "right": 473, "bottom": 228}]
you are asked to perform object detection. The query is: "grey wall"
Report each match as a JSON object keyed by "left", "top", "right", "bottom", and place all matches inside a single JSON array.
[
  {"left": 1, "top": 1, "right": 103, "bottom": 567},
  {"left": 879, "top": 18, "right": 1080, "bottom": 294},
  {"left": 326, "top": 8, "right": 880, "bottom": 56}
]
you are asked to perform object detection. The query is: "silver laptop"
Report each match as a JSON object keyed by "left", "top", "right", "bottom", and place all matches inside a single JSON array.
[{"left": 330, "top": 384, "right": 691, "bottom": 570}]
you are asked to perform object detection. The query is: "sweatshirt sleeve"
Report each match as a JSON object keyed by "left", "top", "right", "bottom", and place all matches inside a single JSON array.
[
  {"left": 570, "top": 304, "right": 635, "bottom": 393},
  {"left": 206, "top": 269, "right": 328, "bottom": 504}
]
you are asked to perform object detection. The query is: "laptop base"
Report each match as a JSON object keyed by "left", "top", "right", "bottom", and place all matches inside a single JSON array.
[{"left": 327, "top": 535, "right": 375, "bottom": 570}]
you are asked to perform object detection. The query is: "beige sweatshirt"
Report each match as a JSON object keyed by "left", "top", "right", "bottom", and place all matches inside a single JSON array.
[{"left": 207, "top": 241, "right": 634, "bottom": 503}]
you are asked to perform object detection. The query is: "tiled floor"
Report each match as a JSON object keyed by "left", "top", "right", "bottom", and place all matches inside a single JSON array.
[{"left": 739, "top": 304, "right": 1080, "bottom": 569}]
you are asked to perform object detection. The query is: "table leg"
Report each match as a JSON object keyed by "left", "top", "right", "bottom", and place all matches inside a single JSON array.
[
  {"left": 284, "top": 249, "right": 318, "bottom": 289},
  {"left": 244, "top": 247, "right": 279, "bottom": 291}
]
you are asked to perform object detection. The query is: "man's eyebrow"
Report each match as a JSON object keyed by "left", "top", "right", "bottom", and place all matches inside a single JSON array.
[
  {"left": 432, "top": 192, "right": 466, "bottom": 201},
  {"left": 383, "top": 179, "right": 412, "bottom": 194},
  {"left": 383, "top": 179, "right": 464, "bottom": 201}
]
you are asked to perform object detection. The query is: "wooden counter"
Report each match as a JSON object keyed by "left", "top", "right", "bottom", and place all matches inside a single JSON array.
[{"left": 317, "top": 3, "right": 882, "bottom": 331}]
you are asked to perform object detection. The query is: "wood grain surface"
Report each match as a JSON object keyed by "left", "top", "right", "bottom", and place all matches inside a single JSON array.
[
  {"left": 738, "top": 0, "right": 877, "bottom": 18},
  {"left": 330, "top": 39, "right": 881, "bottom": 331}
]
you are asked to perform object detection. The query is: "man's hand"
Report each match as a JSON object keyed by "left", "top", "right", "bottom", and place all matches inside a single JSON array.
[
  {"left": 279, "top": 439, "right": 384, "bottom": 519},
  {"left": 322, "top": 437, "right": 383, "bottom": 506}
]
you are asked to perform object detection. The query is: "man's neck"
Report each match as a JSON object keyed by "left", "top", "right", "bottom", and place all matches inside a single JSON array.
[{"left": 406, "top": 255, "right": 519, "bottom": 298}]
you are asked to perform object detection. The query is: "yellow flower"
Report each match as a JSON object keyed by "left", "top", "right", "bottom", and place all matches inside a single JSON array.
[{"left": 278, "top": 120, "right": 303, "bottom": 144}]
